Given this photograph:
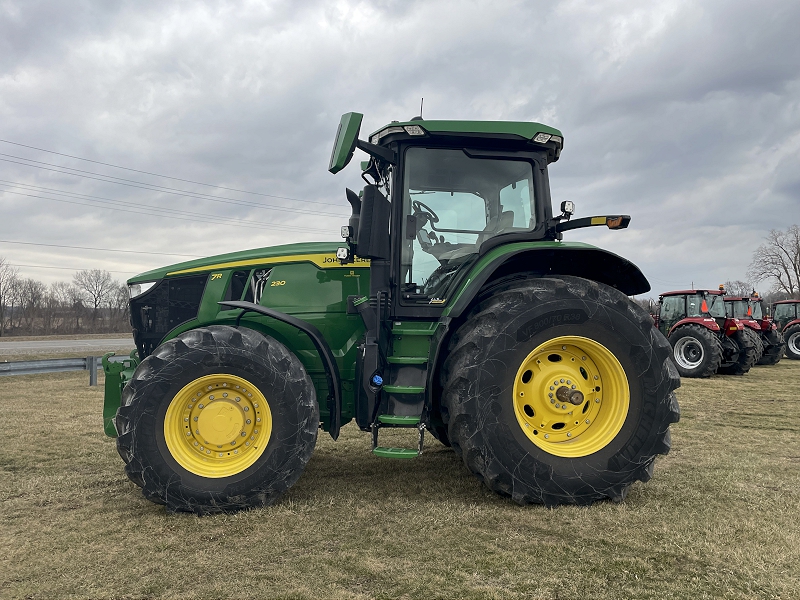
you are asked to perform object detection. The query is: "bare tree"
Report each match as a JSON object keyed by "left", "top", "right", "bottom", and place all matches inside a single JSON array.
[
  {"left": 108, "top": 281, "right": 130, "bottom": 331},
  {"left": 748, "top": 225, "right": 800, "bottom": 298},
  {"left": 723, "top": 280, "right": 754, "bottom": 296},
  {"left": 0, "top": 257, "right": 19, "bottom": 336},
  {"left": 73, "top": 269, "right": 114, "bottom": 326},
  {"left": 19, "top": 278, "right": 47, "bottom": 331}
]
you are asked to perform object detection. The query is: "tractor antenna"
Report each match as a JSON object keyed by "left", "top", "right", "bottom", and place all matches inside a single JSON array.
[{"left": 420, "top": 97, "right": 424, "bottom": 119}]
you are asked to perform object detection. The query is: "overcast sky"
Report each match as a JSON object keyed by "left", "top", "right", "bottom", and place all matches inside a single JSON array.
[{"left": 1, "top": 0, "right": 798, "bottom": 298}]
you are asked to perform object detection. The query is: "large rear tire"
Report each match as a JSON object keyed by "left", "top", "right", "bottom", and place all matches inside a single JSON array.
[
  {"left": 757, "top": 328, "right": 785, "bottom": 365},
  {"left": 115, "top": 325, "right": 319, "bottom": 514},
  {"left": 667, "top": 324, "right": 723, "bottom": 378},
  {"left": 717, "top": 329, "right": 757, "bottom": 375},
  {"left": 785, "top": 325, "right": 800, "bottom": 360},
  {"left": 440, "top": 276, "right": 680, "bottom": 506},
  {"left": 744, "top": 328, "right": 764, "bottom": 363}
]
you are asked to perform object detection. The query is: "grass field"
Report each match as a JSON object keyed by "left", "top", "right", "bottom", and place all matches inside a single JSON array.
[{"left": 1, "top": 361, "right": 799, "bottom": 599}]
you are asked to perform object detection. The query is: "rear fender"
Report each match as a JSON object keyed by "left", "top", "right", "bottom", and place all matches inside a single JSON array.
[
  {"left": 723, "top": 318, "right": 744, "bottom": 337},
  {"left": 667, "top": 317, "right": 720, "bottom": 337},
  {"left": 782, "top": 318, "right": 800, "bottom": 333},
  {"left": 445, "top": 245, "right": 650, "bottom": 319}
]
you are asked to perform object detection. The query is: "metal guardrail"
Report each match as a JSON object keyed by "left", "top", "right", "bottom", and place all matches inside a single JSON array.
[{"left": 0, "top": 355, "right": 129, "bottom": 385}]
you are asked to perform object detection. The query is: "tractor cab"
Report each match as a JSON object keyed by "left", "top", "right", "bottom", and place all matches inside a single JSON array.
[
  {"left": 773, "top": 300, "right": 800, "bottom": 360},
  {"left": 657, "top": 289, "right": 726, "bottom": 338},
  {"left": 773, "top": 300, "right": 800, "bottom": 332},
  {"left": 724, "top": 295, "right": 762, "bottom": 332}
]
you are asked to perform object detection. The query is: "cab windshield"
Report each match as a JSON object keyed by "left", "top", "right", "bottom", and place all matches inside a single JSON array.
[
  {"left": 688, "top": 293, "right": 725, "bottom": 318},
  {"left": 705, "top": 294, "right": 727, "bottom": 318},
  {"left": 400, "top": 147, "right": 536, "bottom": 300},
  {"left": 728, "top": 299, "right": 762, "bottom": 319}
]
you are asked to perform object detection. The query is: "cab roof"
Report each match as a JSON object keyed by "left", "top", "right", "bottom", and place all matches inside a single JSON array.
[
  {"left": 660, "top": 289, "right": 725, "bottom": 297},
  {"left": 368, "top": 118, "right": 564, "bottom": 162},
  {"left": 774, "top": 299, "right": 800, "bottom": 304},
  {"left": 369, "top": 119, "right": 563, "bottom": 142}
]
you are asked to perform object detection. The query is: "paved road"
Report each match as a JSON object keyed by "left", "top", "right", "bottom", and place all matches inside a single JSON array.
[{"left": 0, "top": 338, "right": 134, "bottom": 354}]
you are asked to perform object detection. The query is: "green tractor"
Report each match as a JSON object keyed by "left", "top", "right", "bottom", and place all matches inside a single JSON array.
[{"left": 103, "top": 112, "right": 680, "bottom": 513}]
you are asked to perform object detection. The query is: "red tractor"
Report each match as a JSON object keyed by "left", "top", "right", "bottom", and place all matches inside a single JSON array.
[
  {"left": 656, "top": 289, "right": 756, "bottom": 377},
  {"left": 724, "top": 293, "right": 785, "bottom": 365},
  {"left": 772, "top": 299, "right": 800, "bottom": 360}
]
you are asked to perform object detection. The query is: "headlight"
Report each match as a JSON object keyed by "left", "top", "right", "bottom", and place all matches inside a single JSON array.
[{"left": 129, "top": 281, "right": 158, "bottom": 299}]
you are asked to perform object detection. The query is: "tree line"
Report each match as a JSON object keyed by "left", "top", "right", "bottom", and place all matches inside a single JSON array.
[{"left": 0, "top": 257, "right": 129, "bottom": 336}]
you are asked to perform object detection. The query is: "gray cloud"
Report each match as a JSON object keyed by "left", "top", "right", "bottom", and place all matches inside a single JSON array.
[{"left": 1, "top": 0, "right": 798, "bottom": 296}]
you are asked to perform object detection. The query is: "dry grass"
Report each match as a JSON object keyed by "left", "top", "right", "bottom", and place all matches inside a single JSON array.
[{"left": 1, "top": 361, "right": 799, "bottom": 599}]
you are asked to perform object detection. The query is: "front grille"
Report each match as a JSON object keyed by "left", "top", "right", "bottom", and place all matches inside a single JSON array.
[{"left": 130, "top": 274, "right": 208, "bottom": 357}]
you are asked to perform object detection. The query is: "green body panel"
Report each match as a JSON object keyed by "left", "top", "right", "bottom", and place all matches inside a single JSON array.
[
  {"left": 441, "top": 240, "right": 596, "bottom": 316},
  {"left": 127, "top": 241, "right": 357, "bottom": 283},
  {"left": 101, "top": 351, "right": 140, "bottom": 436},
  {"left": 370, "top": 119, "right": 562, "bottom": 142}
]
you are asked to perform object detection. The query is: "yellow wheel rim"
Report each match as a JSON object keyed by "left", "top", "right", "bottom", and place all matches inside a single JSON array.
[
  {"left": 512, "top": 336, "right": 629, "bottom": 458},
  {"left": 164, "top": 374, "right": 273, "bottom": 478}
]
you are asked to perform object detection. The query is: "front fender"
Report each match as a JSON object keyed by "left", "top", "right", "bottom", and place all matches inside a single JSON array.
[
  {"left": 667, "top": 317, "right": 720, "bottom": 337},
  {"left": 444, "top": 243, "right": 650, "bottom": 319}
]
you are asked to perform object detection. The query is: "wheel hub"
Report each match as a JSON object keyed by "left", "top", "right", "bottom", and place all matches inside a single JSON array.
[
  {"left": 164, "top": 374, "right": 272, "bottom": 478},
  {"left": 512, "top": 336, "right": 629, "bottom": 458}
]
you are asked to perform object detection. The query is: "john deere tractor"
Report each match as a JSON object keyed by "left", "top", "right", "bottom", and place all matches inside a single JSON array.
[
  {"left": 773, "top": 299, "right": 800, "bottom": 360},
  {"left": 103, "top": 112, "right": 680, "bottom": 514},
  {"left": 724, "top": 293, "right": 785, "bottom": 365},
  {"left": 657, "top": 289, "right": 756, "bottom": 377}
]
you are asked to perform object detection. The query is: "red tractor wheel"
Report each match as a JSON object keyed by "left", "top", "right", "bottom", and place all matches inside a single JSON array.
[
  {"left": 785, "top": 325, "right": 800, "bottom": 360},
  {"left": 667, "top": 324, "right": 723, "bottom": 378},
  {"left": 757, "top": 329, "right": 785, "bottom": 365},
  {"left": 717, "top": 329, "right": 757, "bottom": 375}
]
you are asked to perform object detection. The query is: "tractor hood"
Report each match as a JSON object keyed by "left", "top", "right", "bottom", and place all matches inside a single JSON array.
[{"left": 127, "top": 241, "right": 352, "bottom": 284}]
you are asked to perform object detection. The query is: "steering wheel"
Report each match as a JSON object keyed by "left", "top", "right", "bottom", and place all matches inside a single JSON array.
[{"left": 411, "top": 200, "right": 440, "bottom": 225}]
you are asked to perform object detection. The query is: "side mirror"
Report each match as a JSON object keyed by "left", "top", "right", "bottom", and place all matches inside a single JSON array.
[
  {"left": 329, "top": 112, "right": 363, "bottom": 174},
  {"left": 356, "top": 185, "right": 391, "bottom": 260}
]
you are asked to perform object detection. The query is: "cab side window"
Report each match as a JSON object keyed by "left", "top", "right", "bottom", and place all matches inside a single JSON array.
[{"left": 660, "top": 296, "right": 685, "bottom": 331}]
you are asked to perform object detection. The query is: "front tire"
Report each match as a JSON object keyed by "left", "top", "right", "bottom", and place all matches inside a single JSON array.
[
  {"left": 440, "top": 276, "right": 680, "bottom": 506},
  {"left": 744, "top": 328, "right": 764, "bottom": 363},
  {"left": 115, "top": 326, "right": 319, "bottom": 514},
  {"left": 667, "top": 324, "right": 723, "bottom": 378},
  {"left": 717, "top": 329, "right": 757, "bottom": 375},
  {"left": 784, "top": 325, "right": 800, "bottom": 360},
  {"left": 757, "top": 328, "right": 785, "bottom": 365}
]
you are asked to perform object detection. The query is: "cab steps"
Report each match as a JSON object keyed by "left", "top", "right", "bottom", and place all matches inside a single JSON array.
[{"left": 371, "top": 414, "right": 425, "bottom": 459}]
